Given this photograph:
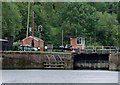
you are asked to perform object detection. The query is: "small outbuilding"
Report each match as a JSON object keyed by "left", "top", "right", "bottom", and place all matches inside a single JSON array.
[
  {"left": 0, "top": 36, "right": 13, "bottom": 51},
  {"left": 70, "top": 36, "right": 85, "bottom": 50},
  {"left": 65, "top": 36, "right": 86, "bottom": 52},
  {"left": 22, "top": 36, "right": 44, "bottom": 51}
]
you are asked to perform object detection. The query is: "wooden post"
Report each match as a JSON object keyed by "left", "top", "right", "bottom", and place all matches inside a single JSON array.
[{"left": 32, "top": 11, "right": 34, "bottom": 47}]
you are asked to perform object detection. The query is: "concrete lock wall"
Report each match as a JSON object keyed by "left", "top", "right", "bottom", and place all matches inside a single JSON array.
[
  {"left": 2, "top": 52, "right": 72, "bottom": 69},
  {"left": 1, "top": 51, "right": 120, "bottom": 71},
  {"left": 72, "top": 53, "right": 120, "bottom": 71},
  {"left": 73, "top": 53, "right": 109, "bottom": 70},
  {"left": 109, "top": 53, "right": 120, "bottom": 71}
]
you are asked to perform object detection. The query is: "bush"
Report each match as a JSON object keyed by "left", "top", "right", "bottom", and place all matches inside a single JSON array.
[
  {"left": 92, "top": 42, "right": 102, "bottom": 46},
  {"left": 13, "top": 42, "right": 21, "bottom": 51}
]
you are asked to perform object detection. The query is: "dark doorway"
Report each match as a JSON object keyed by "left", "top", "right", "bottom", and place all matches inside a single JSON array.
[{"left": 31, "top": 40, "right": 35, "bottom": 47}]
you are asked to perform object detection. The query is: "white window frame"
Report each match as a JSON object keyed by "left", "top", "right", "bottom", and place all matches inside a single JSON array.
[{"left": 76, "top": 37, "right": 82, "bottom": 45}]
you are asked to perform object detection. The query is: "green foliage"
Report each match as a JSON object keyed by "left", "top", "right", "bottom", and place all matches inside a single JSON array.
[
  {"left": 14, "top": 2, "right": 28, "bottom": 41},
  {"left": 117, "top": 2, "right": 120, "bottom": 48},
  {"left": 52, "top": 3, "right": 99, "bottom": 46},
  {"left": 92, "top": 42, "right": 102, "bottom": 46},
  {"left": 88, "top": 2, "right": 107, "bottom": 13},
  {"left": 88, "top": 2, "right": 117, "bottom": 14},
  {"left": 117, "top": 2, "right": 120, "bottom": 23},
  {"left": 2, "top": 2, "right": 23, "bottom": 40},
  {"left": 96, "top": 12, "right": 118, "bottom": 46},
  {"left": 13, "top": 42, "right": 21, "bottom": 51},
  {"left": 2, "top": 2, "right": 119, "bottom": 48}
]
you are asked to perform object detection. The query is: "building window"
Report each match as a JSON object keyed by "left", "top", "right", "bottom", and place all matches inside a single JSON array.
[{"left": 77, "top": 38, "right": 81, "bottom": 44}]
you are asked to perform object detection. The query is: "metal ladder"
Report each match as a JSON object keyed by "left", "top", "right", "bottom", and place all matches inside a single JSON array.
[{"left": 43, "top": 55, "right": 64, "bottom": 69}]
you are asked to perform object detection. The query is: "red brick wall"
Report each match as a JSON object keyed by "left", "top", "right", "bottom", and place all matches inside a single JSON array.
[
  {"left": 40, "top": 41, "right": 44, "bottom": 51},
  {"left": 23, "top": 37, "right": 44, "bottom": 51},
  {"left": 24, "top": 37, "right": 33, "bottom": 46},
  {"left": 70, "top": 37, "right": 82, "bottom": 49}
]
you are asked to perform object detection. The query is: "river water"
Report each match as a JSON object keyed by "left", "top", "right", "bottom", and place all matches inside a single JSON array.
[{"left": 2, "top": 70, "right": 118, "bottom": 83}]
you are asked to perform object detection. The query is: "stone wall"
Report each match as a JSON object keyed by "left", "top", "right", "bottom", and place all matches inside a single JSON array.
[
  {"left": 2, "top": 52, "right": 72, "bottom": 69},
  {"left": 2, "top": 51, "right": 120, "bottom": 70},
  {"left": 109, "top": 53, "right": 120, "bottom": 71}
]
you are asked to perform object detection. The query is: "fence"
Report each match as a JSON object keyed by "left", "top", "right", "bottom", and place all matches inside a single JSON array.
[{"left": 72, "top": 46, "right": 119, "bottom": 53}]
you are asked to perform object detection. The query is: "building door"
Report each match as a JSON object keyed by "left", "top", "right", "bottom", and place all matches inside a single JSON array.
[{"left": 31, "top": 40, "right": 35, "bottom": 47}]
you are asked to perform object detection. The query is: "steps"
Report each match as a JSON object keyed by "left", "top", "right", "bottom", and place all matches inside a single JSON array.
[
  {"left": 43, "top": 55, "right": 64, "bottom": 69},
  {"left": 43, "top": 61, "right": 64, "bottom": 69}
]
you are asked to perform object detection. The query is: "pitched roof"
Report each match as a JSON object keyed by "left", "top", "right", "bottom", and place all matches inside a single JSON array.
[
  {"left": 0, "top": 39, "right": 8, "bottom": 42},
  {"left": 22, "top": 36, "right": 44, "bottom": 42}
]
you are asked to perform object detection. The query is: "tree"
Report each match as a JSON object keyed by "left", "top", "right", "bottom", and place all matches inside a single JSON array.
[
  {"left": 2, "top": 2, "right": 23, "bottom": 40},
  {"left": 96, "top": 12, "right": 118, "bottom": 46},
  {"left": 14, "top": 2, "right": 28, "bottom": 41},
  {"left": 88, "top": 2, "right": 117, "bottom": 14},
  {"left": 52, "top": 3, "right": 98, "bottom": 46},
  {"left": 117, "top": 1, "right": 120, "bottom": 48},
  {"left": 2, "top": 2, "right": 119, "bottom": 47},
  {"left": 88, "top": 2, "right": 107, "bottom": 13}
]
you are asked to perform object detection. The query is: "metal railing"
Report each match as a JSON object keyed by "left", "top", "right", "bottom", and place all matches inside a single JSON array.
[
  {"left": 46, "top": 55, "right": 63, "bottom": 62},
  {"left": 71, "top": 46, "right": 119, "bottom": 53},
  {"left": 58, "top": 55, "right": 63, "bottom": 61}
]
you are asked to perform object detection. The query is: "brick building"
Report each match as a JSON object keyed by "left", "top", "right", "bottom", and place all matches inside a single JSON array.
[
  {"left": 22, "top": 36, "right": 44, "bottom": 51},
  {"left": 70, "top": 36, "right": 85, "bottom": 50},
  {"left": 65, "top": 36, "right": 85, "bottom": 52}
]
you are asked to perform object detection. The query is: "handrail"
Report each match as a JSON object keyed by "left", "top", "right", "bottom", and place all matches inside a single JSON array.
[
  {"left": 70, "top": 45, "right": 119, "bottom": 53},
  {"left": 46, "top": 55, "right": 50, "bottom": 61},
  {"left": 58, "top": 55, "right": 63, "bottom": 61},
  {"left": 72, "top": 45, "right": 118, "bottom": 50},
  {"left": 52, "top": 55, "right": 56, "bottom": 61}
]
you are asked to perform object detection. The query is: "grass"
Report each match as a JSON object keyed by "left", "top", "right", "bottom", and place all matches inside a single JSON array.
[{"left": 1, "top": 51, "right": 71, "bottom": 54}]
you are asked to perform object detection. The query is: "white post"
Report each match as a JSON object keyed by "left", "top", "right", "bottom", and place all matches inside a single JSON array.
[
  {"left": 62, "top": 30, "right": 63, "bottom": 47},
  {"left": 26, "top": 2, "right": 30, "bottom": 37}
]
